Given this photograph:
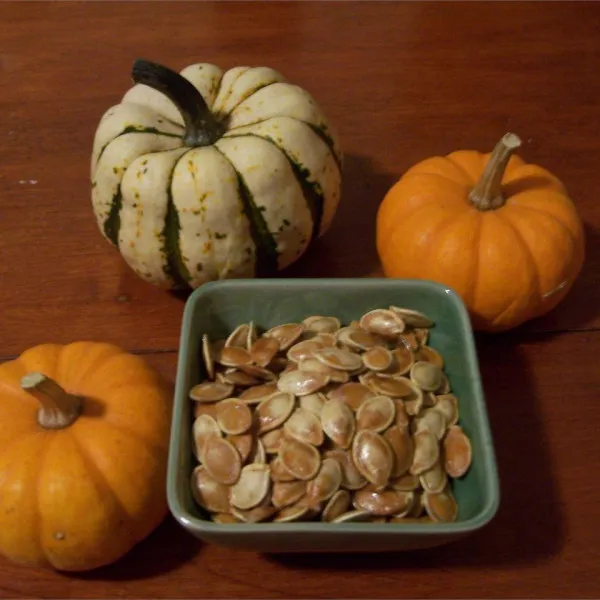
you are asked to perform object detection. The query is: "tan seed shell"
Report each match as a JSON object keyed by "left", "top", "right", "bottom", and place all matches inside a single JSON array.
[
  {"left": 277, "top": 369, "right": 330, "bottom": 396},
  {"left": 280, "top": 437, "right": 322, "bottom": 480},
  {"left": 311, "top": 332, "right": 337, "bottom": 347},
  {"left": 313, "top": 347, "right": 363, "bottom": 372},
  {"left": 303, "top": 316, "right": 341, "bottom": 333},
  {"left": 394, "top": 400, "right": 410, "bottom": 428},
  {"left": 230, "top": 463, "right": 271, "bottom": 510},
  {"left": 218, "top": 346, "right": 253, "bottom": 368},
  {"left": 324, "top": 449, "right": 367, "bottom": 491},
  {"left": 321, "top": 399, "right": 356, "bottom": 449},
  {"left": 256, "top": 391, "right": 295, "bottom": 434},
  {"left": 215, "top": 398, "right": 253, "bottom": 435},
  {"left": 390, "top": 471, "right": 420, "bottom": 492},
  {"left": 384, "top": 425, "right": 414, "bottom": 478},
  {"left": 331, "top": 509, "right": 371, "bottom": 523},
  {"left": 220, "top": 369, "right": 260, "bottom": 387},
  {"left": 192, "top": 414, "right": 222, "bottom": 459},
  {"left": 305, "top": 458, "right": 343, "bottom": 507},
  {"left": 201, "top": 436, "right": 242, "bottom": 486},
  {"left": 437, "top": 372, "right": 451, "bottom": 394},
  {"left": 250, "top": 336, "right": 280, "bottom": 367},
  {"left": 264, "top": 323, "right": 305, "bottom": 350},
  {"left": 338, "top": 326, "right": 386, "bottom": 351},
  {"left": 419, "top": 462, "right": 448, "bottom": 494},
  {"left": 249, "top": 438, "right": 266, "bottom": 464},
  {"left": 351, "top": 429, "right": 394, "bottom": 489},
  {"left": 356, "top": 395, "right": 396, "bottom": 432},
  {"left": 286, "top": 339, "right": 322, "bottom": 363},
  {"left": 410, "top": 361, "right": 443, "bottom": 392},
  {"left": 361, "top": 373, "right": 415, "bottom": 398},
  {"left": 225, "top": 323, "right": 250, "bottom": 348},
  {"left": 273, "top": 504, "right": 311, "bottom": 523},
  {"left": 423, "top": 392, "right": 438, "bottom": 408},
  {"left": 239, "top": 382, "right": 279, "bottom": 404},
  {"left": 388, "top": 306, "right": 434, "bottom": 328},
  {"left": 387, "top": 347, "right": 414, "bottom": 376},
  {"left": 412, "top": 408, "right": 447, "bottom": 440},
  {"left": 435, "top": 394, "right": 459, "bottom": 426},
  {"left": 410, "top": 429, "right": 439, "bottom": 475},
  {"left": 362, "top": 346, "right": 393, "bottom": 372},
  {"left": 415, "top": 345, "right": 444, "bottom": 369},
  {"left": 353, "top": 485, "right": 414, "bottom": 516},
  {"left": 402, "top": 381, "right": 425, "bottom": 416},
  {"left": 321, "top": 489, "right": 352, "bottom": 522},
  {"left": 443, "top": 425, "right": 472, "bottom": 478},
  {"left": 328, "top": 382, "right": 375, "bottom": 411},
  {"left": 212, "top": 512, "right": 241, "bottom": 524},
  {"left": 359, "top": 308, "right": 405, "bottom": 338},
  {"left": 246, "top": 321, "right": 257, "bottom": 349},
  {"left": 424, "top": 488, "right": 458, "bottom": 523},
  {"left": 237, "top": 363, "right": 277, "bottom": 382},
  {"left": 270, "top": 455, "right": 296, "bottom": 482},
  {"left": 299, "top": 392, "right": 326, "bottom": 417},
  {"left": 284, "top": 407, "right": 325, "bottom": 446},
  {"left": 261, "top": 427, "right": 284, "bottom": 453},
  {"left": 232, "top": 499, "right": 277, "bottom": 523},
  {"left": 414, "top": 328, "right": 429, "bottom": 347},
  {"left": 227, "top": 433, "right": 254, "bottom": 463},
  {"left": 193, "top": 402, "right": 217, "bottom": 419},
  {"left": 398, "top": 332, "right": 420, "bottom": 352},
  {"left": 299, "top": 357, "right": 350, "bottom": 384},
  {"left": 189, "top": 381, "right": 234, "bottom": 403},
  {"left": 190, "top": 465, "right": 231, "bottom": 514},
  {"left": 201, "top": 334, "right": 215, "bottom": 380},
  {"left": 272, "top": 480, "right": 308, "bottom": 509}
]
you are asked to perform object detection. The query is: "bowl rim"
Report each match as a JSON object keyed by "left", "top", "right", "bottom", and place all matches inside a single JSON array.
[{"left": 166, "top": 277, "right": 500, "bottom": 537}]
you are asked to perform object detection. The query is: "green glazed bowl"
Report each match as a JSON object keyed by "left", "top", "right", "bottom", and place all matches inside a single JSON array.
[{"left": 166, "top": 278, "right": 500, "bottom": 553}]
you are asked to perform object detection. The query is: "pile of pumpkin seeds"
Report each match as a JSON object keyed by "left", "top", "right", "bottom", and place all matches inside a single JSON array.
[{"left": 188, "top": 306, "right": 473, "bottom": 525}]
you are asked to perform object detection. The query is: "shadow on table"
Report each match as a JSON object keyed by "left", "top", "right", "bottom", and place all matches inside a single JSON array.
[
  {"left": 66, "top": 516, "right": 202, "bottom": 581},
  {"left": 265, "top": 333, "right": 566, "bottom": 571}
]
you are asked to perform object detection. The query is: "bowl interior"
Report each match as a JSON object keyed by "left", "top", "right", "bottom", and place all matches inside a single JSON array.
[{"left": 168, "top": 278, "right": 499, "bottom": 535}]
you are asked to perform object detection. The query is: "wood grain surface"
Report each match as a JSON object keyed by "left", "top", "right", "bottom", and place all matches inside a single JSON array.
[{"left": 1, "top": 1, "right": 599, "bottom": 597}]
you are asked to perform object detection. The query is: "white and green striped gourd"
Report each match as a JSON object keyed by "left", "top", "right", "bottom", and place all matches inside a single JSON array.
[{"left": 91, "top": 59, "right": 343, "bottom": 289}]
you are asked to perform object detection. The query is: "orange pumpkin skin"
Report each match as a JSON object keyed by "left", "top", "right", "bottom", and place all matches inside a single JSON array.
[
  {"left": 376, "top": 139, "right": 585, "bottom": 332},
  {"left": 0, "top": 342, "right": 173, "bottom": 571}
]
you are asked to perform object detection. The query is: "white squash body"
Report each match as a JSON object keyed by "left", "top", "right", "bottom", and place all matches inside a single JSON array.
[{"left": 91, "top": 63, "right": 343, "bottom": 289}]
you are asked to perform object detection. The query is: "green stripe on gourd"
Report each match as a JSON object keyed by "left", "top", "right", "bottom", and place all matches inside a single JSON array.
[{"left": 103, "top": 188, "right": 122, "bottom": 246}]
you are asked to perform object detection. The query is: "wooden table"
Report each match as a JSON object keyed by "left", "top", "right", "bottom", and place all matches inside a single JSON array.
[{"left": 1, "top": 1, "right": 599, "bottom": 597}]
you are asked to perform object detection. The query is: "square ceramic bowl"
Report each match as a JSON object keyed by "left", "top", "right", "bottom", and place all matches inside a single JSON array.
[{"left": 166, "top": 278, "right": 500, "bottom": 553}]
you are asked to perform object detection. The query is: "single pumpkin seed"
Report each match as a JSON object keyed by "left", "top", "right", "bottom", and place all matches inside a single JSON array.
[
  {"left": 414, "top": 345, "right": 444, "bottom": 369},
  {"left": 250, "top": 336, "right": 280, "bottom": 367},
  {"left": 422, "top": 392, "right": 438, "bottom": 408},
  {"left": 227, "top": 433, "right": 254, "bottom": 463},
  {"left": 324, "top": 449, "right": 367, "bottom": 491},
  {"left": 435, "top": 394, "right": 459, "bottom": 426},
  {"left": 272, "top": 480, "right": 308, "bottom": 509},
  {"left": 410, "top": 361, "right": 443, "bottom": 392},
  {"left": 270, "top": 455, "right": 296, "bottom": 482},
  {"left": 238, "top": 363, "right": 277, "bottom": 382},
  {"left": 384, "top": 425, "right": 414, "bottom": 478},
  {"left": 225, "top": 323, "right": 250, "bottom": 348},
  {"left": 437, "top": 372, "right": 451, "bottom": 394},
  {"left": 249, "top": 438, "right": 266, "bottom": 464},
  {"left": 362, "top": 346, "right": 393, "bottom": 372},
  {"left": 353, "top": 485, "right": 414, "bottom": 516},
  {"left": 286, "top": 339, "right": 322, "bottom": 363},
  {"left": 388, "top": 306, "right": 434, "bottom": 328},
  {"left": 327, "top": 382, "right": 375, "bottom": 411},
  {"left": 305, "top": 458, "right": 343, "bottom": 507},
  {"left": 386, "top": 346, "right": 414, "bottom": 376},
  {"left": 321, "top": 489, "right": 352, "bottom": 522},
  {"left": 359, "top": 308, "right": 405, "bottom": 338},
  {"left": 321, "top": 399, "right": 356, "bottom": 449},
  {"left": 303, "top": 315, "right": 341, "bottom": 333},
  {"left": 218, "top": 346, "right": 253, "bottom": 368},
  {"left": 337, "top": 326, "right": 386, "bottom": 351},
  {"left": 189, "top": 381, "right": 234, "bottom": 403},
  {"left": 356, "top": 395, "right": 396, "bottom": 432},
  {"left": 192, "top": 414, "right": 222, "bottom": 460},
  {"left": 443, "top": 425, "right": 472, "bottom": 478},
  {"left": 191, "top": 465, "right": 231, "bottom": 514},
  {"left": 299, "top": 357, "right": 350, "bottom": 384},
  {"left": 215, "top": 398, "right": 253, "bottom": 435},
  {"left": 256, "top": 391, "right": 295, "bottom": 434},
  {"left": 239, "top": 382, "right": 279, "bottom": 404},
  {"left": 264, "top": 323, "right": 305, "bottom": 350},
  {"left": 331, "top": 509, "right": 371, "bottom": 523},
  {"left": 299, "top": 392, "right": 326, "bottom": 417},
  {"left": 361, "top": 372, "right": 415, "bottom": 398},
  {"left": 423, "top": 488, "right": 458, "bottom": 523},
  {"left": 212, "top": 512, "right": 241, "bottom": 524},
  {"left": 351, "top": 429, "right": 394, "bottom": 489},
  {"left": 201, "top": 436, "right": 242, "bottom": 486},
  {"left": 394, "top": 399, "right": 410, "bottom": 428},
  {"left": 313, "top": 347, "right": 363, "bottom": 372},
  {"left": 412, "top": 408, "right": 447, "bottom": 440},
  {"left": 390, "top": 471, "right": 420, "bottom": 492},
  {"left": 201, "top": 334, "right": 215, "bottom": 380},
  {"left": 410, "top": 429, "right": 439, "bottom": 475},
  {"left": 193, "top": 402, "right": 217, "bottom": 419},
  {"left": 277, "top": 369, "right": 331, "bottom": 396},
  {"left": 220, "top": 369, "right": 260, "bottom": 387},
  {"left": 419, "top": 461, "right": 448, "bottom": 494},
  {"left": 230, "top": 463, "right": 271, "bottom": 510},
  {"left": 284, "top": 407, "right": 325, "bottom": 446},
  {"left": 232, "top": 499, "right": 277, "bottom": 523},
  {"left": 273, "top": 504, "right": 311, "bottom": 523},
  {"left": 401, "top": 380, "right": 425, "bottom": 416},
  {"left": 261, "top": 427, "right": 284, "bottom": 454},
  {"left": 279, "top": 437, "right": 321, "bottom": 481}
]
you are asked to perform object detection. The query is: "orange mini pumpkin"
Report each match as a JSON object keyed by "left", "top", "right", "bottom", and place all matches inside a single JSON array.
[
  {"left": 376, "top": 133, "right": 585, "bottom": 332},
  {"left": 0, "top": 342, "right": 173, "bottom": 571}
]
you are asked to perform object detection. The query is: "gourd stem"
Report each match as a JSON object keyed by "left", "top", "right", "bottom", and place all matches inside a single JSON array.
[
  {"left": 469, "top": 132, "right": 522, "bottom": 211},
  {"left": 131, "top": 58, "right": 225, "bottom": 147},
  {"left": 21, "top": 372, "right": 82, "bottom": 429}
]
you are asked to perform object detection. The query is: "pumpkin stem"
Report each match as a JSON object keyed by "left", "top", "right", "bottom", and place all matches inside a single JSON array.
[
  {"left": 21, "top": 372, "right": 82, "bottom": 429},
  {"left": 131, "top": 58, "right": 226, "bottom": 147},
  {"left": 469, "top": 132, "right": 522, "bottom": 211}
]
